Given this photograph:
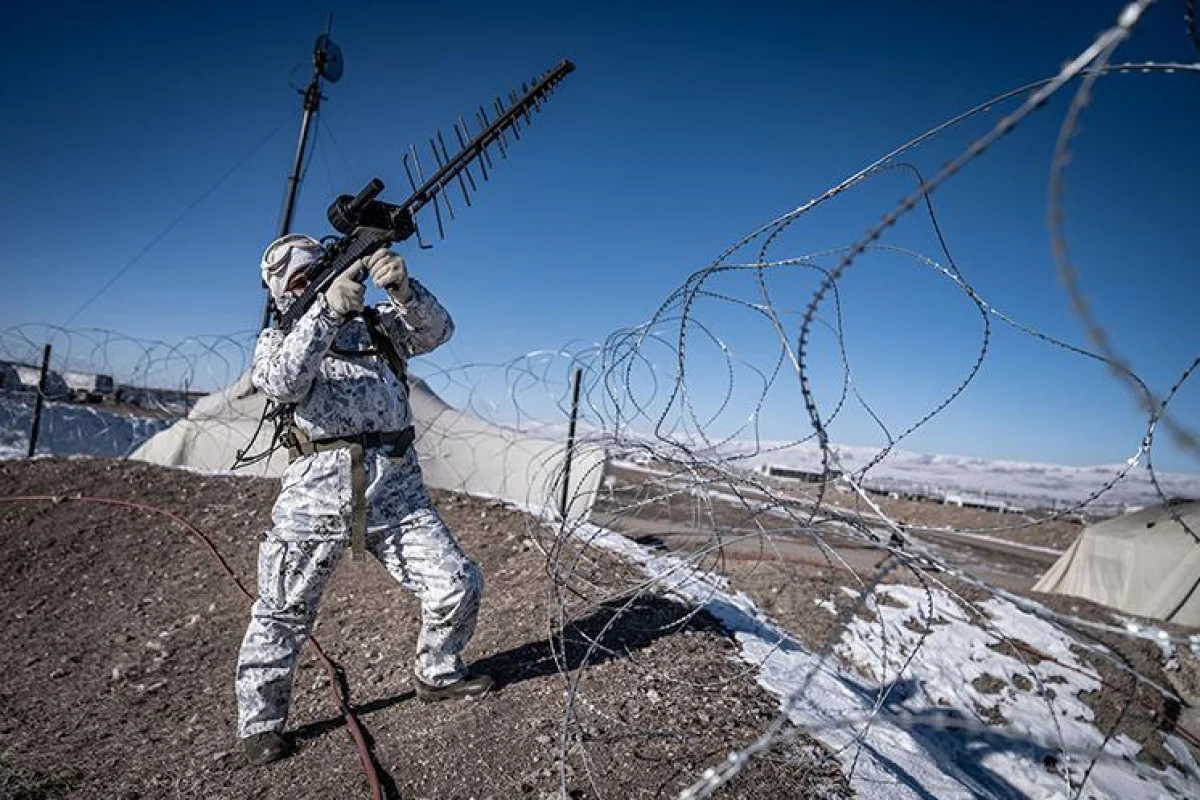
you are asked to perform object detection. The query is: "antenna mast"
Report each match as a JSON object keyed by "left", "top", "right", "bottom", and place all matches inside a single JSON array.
[{"left": 259, "top": 15, "right": 344, "bottom": 330}]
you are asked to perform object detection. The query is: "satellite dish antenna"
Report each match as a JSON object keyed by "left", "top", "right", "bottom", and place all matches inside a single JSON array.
[{"left": 314, "top": 34, "right": 343, "bottom": 83}]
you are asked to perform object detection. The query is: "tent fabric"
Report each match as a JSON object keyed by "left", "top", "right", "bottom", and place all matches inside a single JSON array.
[
  {"left": 130, "top": 371, "right": 605, "bottom": 523},
  {"left": 1033, "top": 501, "right": 1200, "bottom": 626}
]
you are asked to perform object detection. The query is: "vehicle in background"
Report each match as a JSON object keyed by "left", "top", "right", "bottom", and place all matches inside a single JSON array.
[
  {"left": 114, "top": 384, "right": 205, "bottom": 415},
  {"left": 62, "top": 371, "right": 116, "bottom": 403}
]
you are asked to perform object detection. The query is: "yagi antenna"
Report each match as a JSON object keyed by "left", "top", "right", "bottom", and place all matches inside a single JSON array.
[{"left": 275, "top": 59, "right": 577, "bottom": 333}]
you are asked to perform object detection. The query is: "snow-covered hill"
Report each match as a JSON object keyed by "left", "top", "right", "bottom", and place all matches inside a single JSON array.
[{"left": 705, "top": 439, "right": 1200, "bottom": 512}]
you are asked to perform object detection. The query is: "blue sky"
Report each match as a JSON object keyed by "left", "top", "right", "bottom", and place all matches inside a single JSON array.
[{"left": 2, "top": 0, "right": 1197, "bottom": 472}]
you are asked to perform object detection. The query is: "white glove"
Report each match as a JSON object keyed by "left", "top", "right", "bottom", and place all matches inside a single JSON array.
[
  {"left": 325, "top": 262, "right": 366, "bottom": 317},
  {"left": 367, "top": 249, "right": 411, "bottom": 303}
]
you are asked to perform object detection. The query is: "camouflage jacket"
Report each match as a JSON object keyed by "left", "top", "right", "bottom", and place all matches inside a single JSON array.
[{"left": 252, "top": 279, "right": 453, "bottom": 440}]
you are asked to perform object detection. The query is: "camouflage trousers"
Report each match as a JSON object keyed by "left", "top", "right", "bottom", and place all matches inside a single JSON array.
[{"left": 235, "top": 447, "right": 483, "bottom": 738}]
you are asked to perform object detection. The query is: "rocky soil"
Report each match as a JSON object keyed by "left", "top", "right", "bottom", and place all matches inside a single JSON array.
[{"left": 0, "top": 458, "right": 849, "bottom": 800}]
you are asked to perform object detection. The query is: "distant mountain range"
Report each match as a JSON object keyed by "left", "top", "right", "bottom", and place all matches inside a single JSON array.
[
  {"left": 3, "top": 395, "right": 1197, "bottom": 511},
  {"left": 708, "top": 439, "right": 1200, "bottom": 510}
]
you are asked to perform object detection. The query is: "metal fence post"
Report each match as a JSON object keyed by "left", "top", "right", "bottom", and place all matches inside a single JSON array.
[
  {"left": 27, "top": 344, "right": 52, "bottom": 458},
  {"left": 558, "top": 367, "right": 583, "bottom": 520}
]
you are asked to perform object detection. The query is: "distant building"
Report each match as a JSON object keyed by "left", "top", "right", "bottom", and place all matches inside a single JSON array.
[
  {"left": 755, "top": 463, "right": 843, "bottom": 484},
  {"left": 13, "top": 365, "right": 42, "bottom": 388},
  {"left": 942, "top": 493, "right": 1023, "bottom": 514},
  {"left": 5, "top": 363, "right": 69, "bottom": 400}
]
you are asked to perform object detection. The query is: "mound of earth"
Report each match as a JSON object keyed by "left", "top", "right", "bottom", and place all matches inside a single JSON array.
[{"left": 0, "top": 458, "right": 848, "bottom": 800}]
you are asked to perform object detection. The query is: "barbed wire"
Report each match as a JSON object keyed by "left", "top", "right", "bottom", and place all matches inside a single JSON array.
[{"left": 3, "top": 2, "right": 1200, "bottom": 798}]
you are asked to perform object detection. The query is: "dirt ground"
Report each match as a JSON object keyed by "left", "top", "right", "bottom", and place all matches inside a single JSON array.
[
  {"left": 600, "top": 462, "right": 1086, "bottom": 550},
  {"left": 595, "top": 463, "right": 1067, "bottom": 595},
  {"left": 0, "top": 458, "right": 850, "bottom": 800},
  {"left": 595, "top": 462, "right": 1200, "bottom": 777}
]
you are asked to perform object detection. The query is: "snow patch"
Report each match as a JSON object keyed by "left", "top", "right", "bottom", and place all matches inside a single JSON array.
[
  {"left": 578, "top": 522, "right": 1199, "bottom": 800},
  {"left": 0, "top": 398, "right": 172, "bottom": 460}
]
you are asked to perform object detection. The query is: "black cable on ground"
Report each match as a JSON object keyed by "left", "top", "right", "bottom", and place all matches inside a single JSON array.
[{"left": 0, "top": 492, "right": 388, "bottom": 800}]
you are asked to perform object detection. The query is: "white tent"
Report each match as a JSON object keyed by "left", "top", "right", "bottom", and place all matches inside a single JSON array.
[
  {"left": 1033, "top": 501, "right": 1200, "bottom": 626},
  {"left": 131, "top": 371, "right": 604, "bottom": 522}
]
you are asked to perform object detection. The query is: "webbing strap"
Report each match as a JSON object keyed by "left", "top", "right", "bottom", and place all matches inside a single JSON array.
[
  {"left": 348, "top": 442, "right": 367, "bottom": 560},
  {"left": 361, "top": 307, "right": 409, "bottom": 389},
  {"left": 284, "top": 427, "right": 415, "bottom": 560},
  {"left": 286, "top": 427, "right": 414, "bottom": 460},
  {"left": 281, "top": 312, "right": 408, "bottom": 561}
]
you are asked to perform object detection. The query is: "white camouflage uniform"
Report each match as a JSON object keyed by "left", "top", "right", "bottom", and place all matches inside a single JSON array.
[{"left": 235, "top": 279, "right": 483, "bottom": 739}]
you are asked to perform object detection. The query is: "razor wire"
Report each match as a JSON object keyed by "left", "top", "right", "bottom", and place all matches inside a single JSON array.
[
  {"left": 587, "top": 2, "right": 1200, "bottom": 796},
  {"left": 3, "top": 1, "right": 1200, "bottom": 798}
]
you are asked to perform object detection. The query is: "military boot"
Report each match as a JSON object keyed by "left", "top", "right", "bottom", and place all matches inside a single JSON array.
[
  {"left": 241, "top": 731, "right": 294, "bottom": 766},
  {"left": 415, "top": 673, "right": 494, "bottom": 702}
]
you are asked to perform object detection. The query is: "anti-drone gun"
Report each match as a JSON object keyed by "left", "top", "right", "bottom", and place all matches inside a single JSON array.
[{"left": 275, "top": 59, "right": 575, "bottom": 332}]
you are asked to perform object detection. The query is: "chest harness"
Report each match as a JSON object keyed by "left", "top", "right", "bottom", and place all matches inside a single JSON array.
[{"left": 277, "top": 308, "right": 414, "bottom": 559}]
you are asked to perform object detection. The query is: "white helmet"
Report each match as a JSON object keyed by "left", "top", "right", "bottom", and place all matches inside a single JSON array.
[{"left": 261, "top": 234, "right": 325, "bottom": 302}]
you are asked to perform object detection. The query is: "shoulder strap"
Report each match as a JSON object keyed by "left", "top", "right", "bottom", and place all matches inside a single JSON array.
[{"left": 361, "top": 307, "right": 409, "bottom": 388}]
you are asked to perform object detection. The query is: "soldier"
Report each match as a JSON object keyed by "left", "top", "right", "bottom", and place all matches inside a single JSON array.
[{"left": 236, "top": 234, "right": 490, "bottom": 766}]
